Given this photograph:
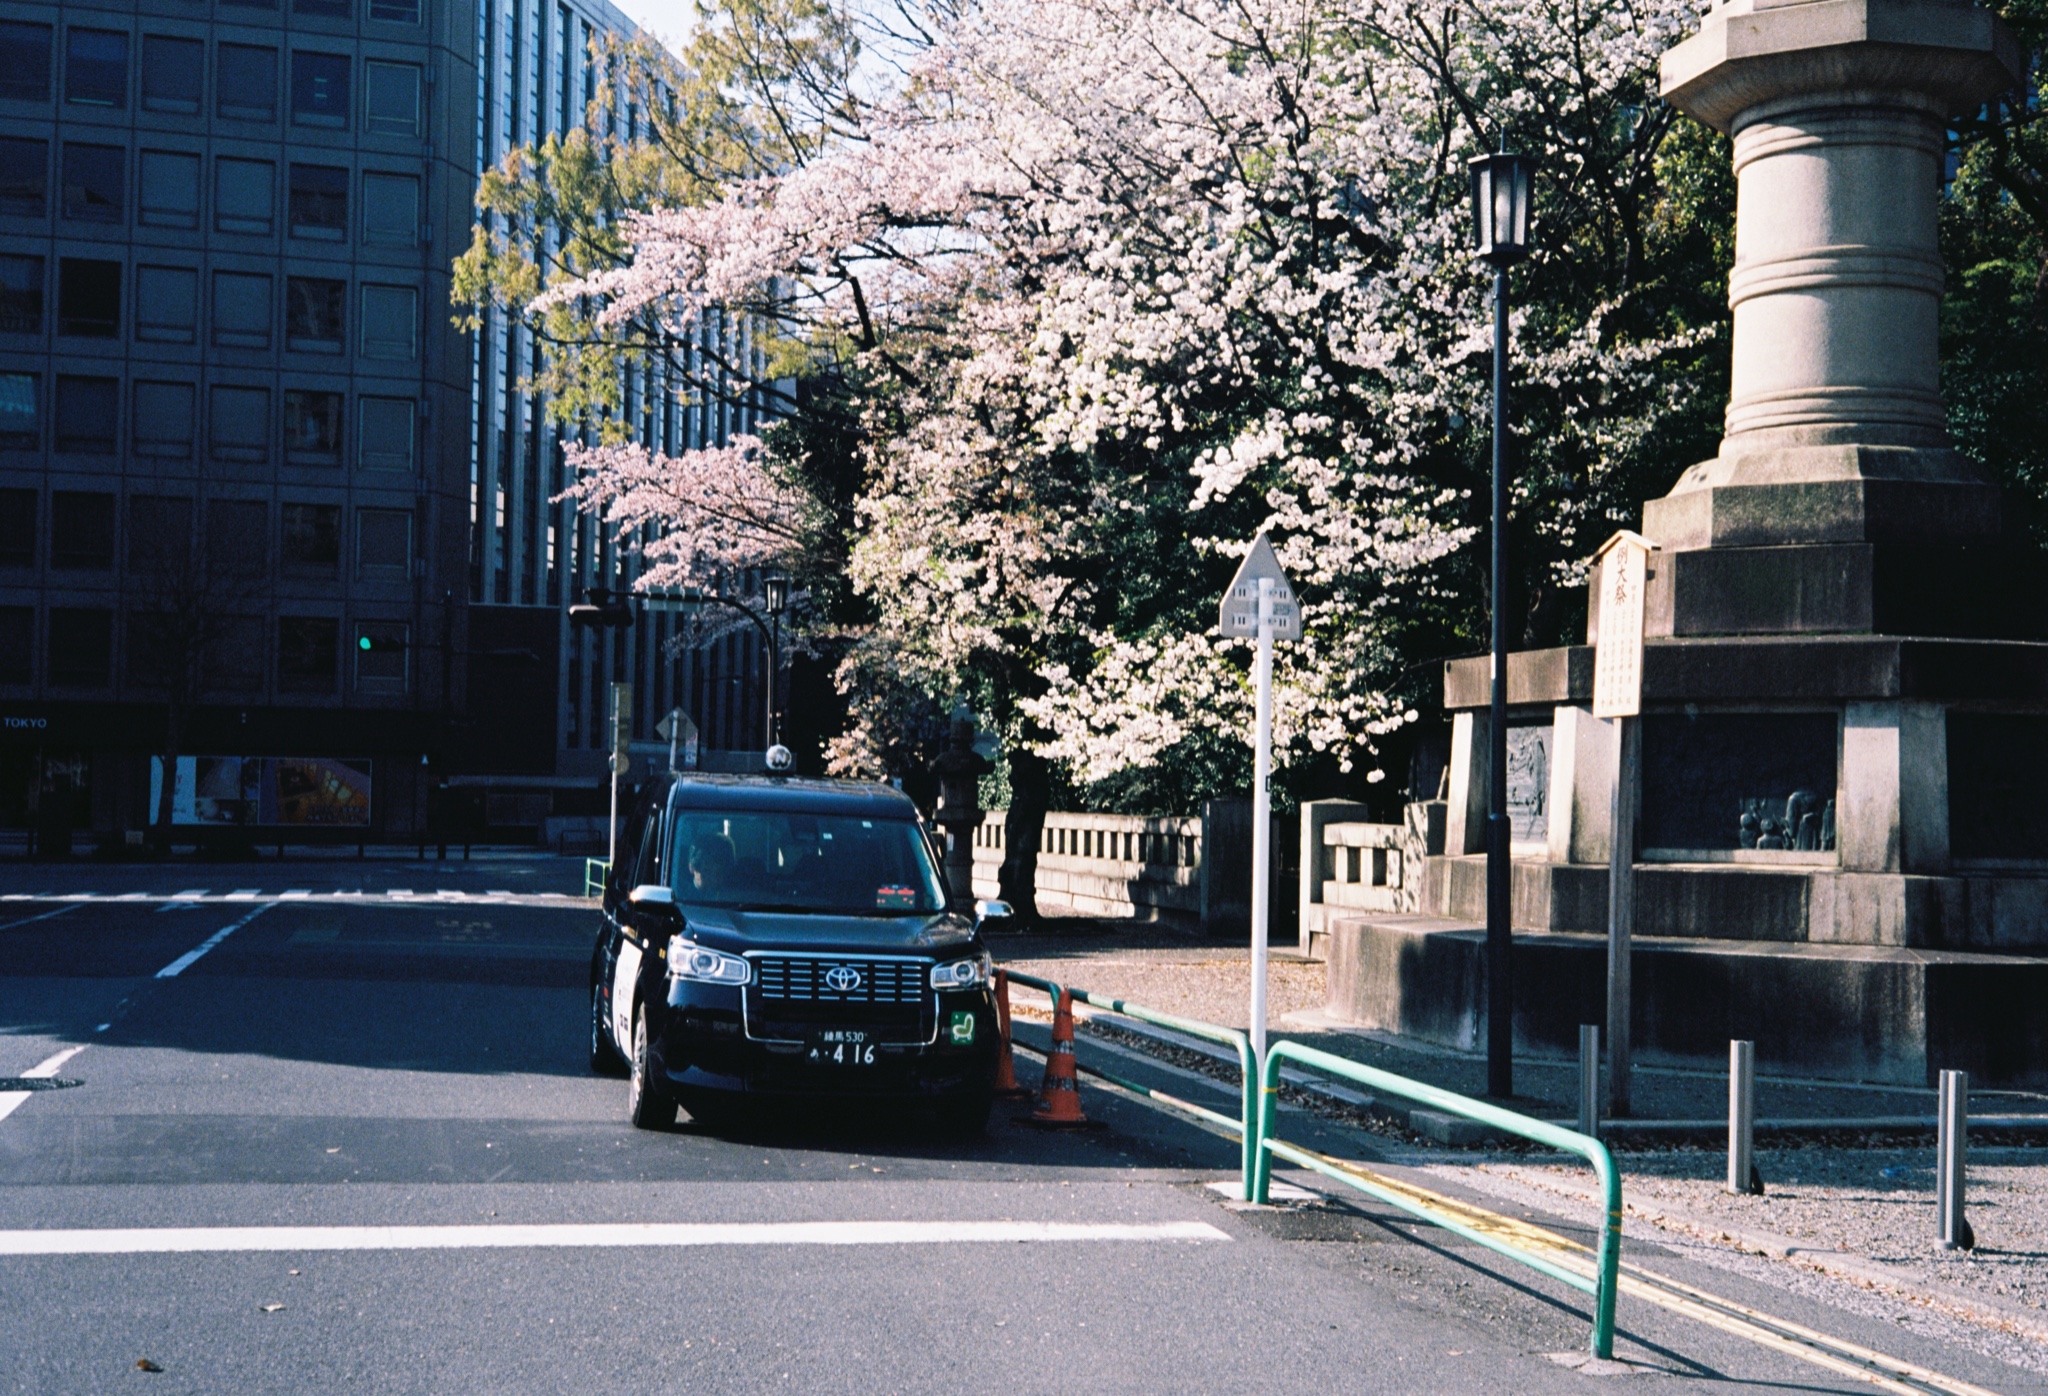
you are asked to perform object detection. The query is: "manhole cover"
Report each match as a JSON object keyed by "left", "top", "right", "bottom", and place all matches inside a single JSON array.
[{"left": 0, "top": 1078, "right": 82, "bottom": 1092}]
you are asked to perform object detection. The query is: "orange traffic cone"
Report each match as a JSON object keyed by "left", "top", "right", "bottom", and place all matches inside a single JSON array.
[
  {"left": 1029, "top": 989, "right": 1089, "bottom": 1127},
  {"left": 991, "top": 971, "right": 1032, "bottom": 1099}
]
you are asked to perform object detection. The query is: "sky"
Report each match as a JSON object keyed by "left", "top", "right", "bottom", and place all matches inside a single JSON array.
[{"left": 609, "top": 0, "right": 698, "bottom": 51}]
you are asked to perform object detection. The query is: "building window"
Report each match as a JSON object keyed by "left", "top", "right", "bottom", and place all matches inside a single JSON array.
[
  {"left": 289, "top": 52, "right": 349, "bottom": 129},
  {"left": 216, "top": 45, "right": 277, "bottom": 123},
  {"left": 133, "top": 382, "right": 195, "bottom": 458},
  {"left": 65, "top": 29, "right": 128, "bottom": 110},
  {"left": 354, "top": 620, "right": 408, "bottom": 692},
  {"left": 60, "top": 144, "right": 124, "bottom": 224},
  {"left": 368, "top": 0, "right": 420, "bottom": 23},
  {"left": 126, "top": 495, "right": 193, "bottom": 574},
  {"left": 209, "top": 385, "right": 270, "bottom": 461},
  {"left": 357, "top": 397, "right": 414, "bottom": 472},
  {"left": 0, "top": 139, "right": 46, "bottom": 217},
  {"left": 212, "top": 271, "right": 273, "bottom": 349},
  {"left": 361, "top": 172, "right": 418, "bottom": 246},
  {"left": 205, "top": 615, "right": 266, "bottom": 693},
  {"left": 0, "top": 256, "right": 42, "bottom": 334},
  {"left": 363, "top": 61, "right": 420, "bottom": 136},
  {"left": 140, "top": 36, "right": 202, "bottom": 113},
  {"left": 135, "top": 265, "right": 198, "bottom": 344},
  {"left": 284, "top": 389, "right": 343, "bottom": 465},
  {"left": 138, "top": 150, "right": 199, "bottom": 229},
  {"left": 58, "top": 259, "right": 120, "bottom": 338},
  {"left": 51, "top": 490, "right": 115, "bottom": 569},
  {"left": 223, "top": 0, "right": 280, "bottom": 11},
  {"left": 214, "top": 158, "right": 275, "bottom": 235},
  {"left": 277, "top": 615, "right": 338, "bottom": 692},
  {"left": 285, "top": 276, "right": 344, "bottom": 351},
  {"left": 0, "top": 490, "right": 35, "bottom": 566},
  {"left": 0, "top": 609, "right": 29, "bottom": 684},
  {"left": 0, "top": 375, "right": 36, "bottom": 449},
  {"left": 281, "top": 502, "right": 340, "bottom": 574},
  {"left": 0, "top": 23, "right": 53, "bottom": 104},
  {"left": 48, "top": 608, "right": 113, "bottom": 687},
  {"left": 359, "top": 284, "right": 416, "bottom": 361},
  {"left": 206, "top": 499, "right": 267, "bottom": 575},
  {"left": 356, "top": 508, "right": 411, "bottom": 580},
  {"left": 287, "top": 163, "right": 347, "bottom": 240},
  {"left": 296, "top": 0, "right": 350, "bottom": 17},
  {"left": 54, "top": 378, "right": 117, "bottom": 455}
]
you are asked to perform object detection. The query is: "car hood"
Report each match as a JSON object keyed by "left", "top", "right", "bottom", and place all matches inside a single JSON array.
[{"left": 676, "top": 906, "right": 980, "bottom": 956}]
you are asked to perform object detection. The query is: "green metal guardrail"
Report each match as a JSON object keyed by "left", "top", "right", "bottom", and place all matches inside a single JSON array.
[
  {"left": 1252, "top": 1039, "right": 1623, "bottom": 1359},
  {"left": 1003, "top": 971, "right": 1257, "bottom": 1198},
  {"left": 583, "top": 859, "right": 609, "bottom": 899}
]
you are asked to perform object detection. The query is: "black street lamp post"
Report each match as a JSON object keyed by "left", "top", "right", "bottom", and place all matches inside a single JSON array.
[
  {"left": 1469, "top": 150, "right": 1535, "bottom": 1101},
  {"left": 679, "top": 577, "right": 789, "bottom": 756}
]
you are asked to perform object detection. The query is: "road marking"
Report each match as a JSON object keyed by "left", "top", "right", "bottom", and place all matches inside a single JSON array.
[
  {"left": 281, "top": 890, "right": 311, "bottom": 900},
  {"left": 155, "top": 904, "right": 273, "bottom": 978},
  {"left": 225, "top": 889, "right": 260, "bottom": 901},
  {"left": 0, "top": 1220, "right": 1230, "bottom": 1255},
  {"left": 0, "top": 904, "right": 82, "bottom": 933},
  {"left": 0, "top": 1046, "right": 89, "bottom": 1125}
]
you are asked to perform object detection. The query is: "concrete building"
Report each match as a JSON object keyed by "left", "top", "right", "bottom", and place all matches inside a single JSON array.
[{"left": 0, "top": 0, "right": 775, "bottom": 852}]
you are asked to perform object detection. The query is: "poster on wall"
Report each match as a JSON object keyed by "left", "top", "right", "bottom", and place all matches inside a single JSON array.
[{"left": 149, "top": 757, "right": 373, "bottom": 827}]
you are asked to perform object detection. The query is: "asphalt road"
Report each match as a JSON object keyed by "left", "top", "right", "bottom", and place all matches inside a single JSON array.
[{"left": 0, "top": 865, "right": 2037, "bottom": 1394}]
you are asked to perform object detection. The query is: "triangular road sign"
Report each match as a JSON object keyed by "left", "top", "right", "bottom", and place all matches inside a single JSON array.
[{"left": 1217, "top": 534, "right": 1299, "bottom": 640}]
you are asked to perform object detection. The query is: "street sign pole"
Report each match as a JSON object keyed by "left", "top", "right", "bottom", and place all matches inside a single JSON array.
[
  {"left": 1250, "top": 576, "right": 1274, "bottom": 1068},
  {"left": 608, "top": 682, "right": 632, "bottom": 870},
  {"left": 1591, "top": 532, "right": 1655, "bottom": 1119}
]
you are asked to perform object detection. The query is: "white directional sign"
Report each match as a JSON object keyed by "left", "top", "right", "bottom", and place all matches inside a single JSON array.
[
  {"left": 1217, "top": 534, "right": 1299, "bottom": 641},
  {"left": 1591, "top": 530, "right": 1657, "bottom": 720}
]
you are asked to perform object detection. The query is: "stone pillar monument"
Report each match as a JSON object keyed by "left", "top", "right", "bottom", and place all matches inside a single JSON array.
[
  {"left": 1319, "top": 0, "right": 2048, "bottom": 1088},
  {"left": 930, "top": 702, "right": 991, "bottom": 914}
]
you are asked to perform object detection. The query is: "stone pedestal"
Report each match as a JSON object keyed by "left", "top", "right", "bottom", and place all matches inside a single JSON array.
[{"left": 1321, "top": 0, "right": 2048, "bottom": 1086}]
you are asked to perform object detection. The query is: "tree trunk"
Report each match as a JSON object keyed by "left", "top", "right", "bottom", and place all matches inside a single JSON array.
[
  {"left": 152, "top": 698, "right": 183, "bottom": 855},
  {"left": 999, "top": 746, "right": 1049, "bottom": 925}
]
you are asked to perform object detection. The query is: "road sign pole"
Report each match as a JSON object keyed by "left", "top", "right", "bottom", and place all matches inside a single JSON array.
[
  {"left": 1250, "top": 577, "right": 1274, "bottom": 1071},
  {"left": 608, "top": 682, "right": 632, "bottom": 870},
  {"left": 1590, "top": 531, "right": 1654, "bottom": 1120}
]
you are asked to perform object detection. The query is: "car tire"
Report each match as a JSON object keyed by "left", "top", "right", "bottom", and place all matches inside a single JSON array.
[
  {"left": 935, "top": 1088, "right": 993, "bottom": 1139},
  {"left": 628, "top": 1005, "right": 676, "bottom": 1130},
  {"left": 589, "top": 978, "right": 627, "bottom": 1077}
]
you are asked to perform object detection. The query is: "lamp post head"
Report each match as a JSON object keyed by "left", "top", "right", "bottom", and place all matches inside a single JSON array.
[
  {"left": 764, "top": 574, "right": 788, "bottom": 616},
  {"left": 1468, "top": 152, "right": 1535, "bottom": 267}
]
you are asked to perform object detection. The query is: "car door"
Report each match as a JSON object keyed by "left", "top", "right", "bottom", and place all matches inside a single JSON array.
[{"left": 610, "top": 803, "right": 664, "bottom": 1052}]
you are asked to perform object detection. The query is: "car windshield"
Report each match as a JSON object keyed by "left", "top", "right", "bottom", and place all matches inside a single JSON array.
[{"left": 667, "top": 810, "right": 947, "bottom": 915}]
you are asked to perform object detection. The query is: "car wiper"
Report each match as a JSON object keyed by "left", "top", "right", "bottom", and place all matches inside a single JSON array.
[{"left": 734, "top": 902, "right": 935, "bottom": 917}]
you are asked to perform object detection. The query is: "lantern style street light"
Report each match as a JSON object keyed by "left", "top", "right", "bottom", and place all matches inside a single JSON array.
[
  {"left": 675, "top": 580, "right": 788, "bottom": 756},
  {"left": 1469, "top": 149, "right": 1535, "bottom": 1101}
]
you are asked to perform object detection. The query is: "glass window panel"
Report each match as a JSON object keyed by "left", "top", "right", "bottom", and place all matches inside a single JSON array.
[
  {"left": 209, "top": 385, "right": 270, "bottom": 461},
  {"left": 140, "top": 36, "right": 201, "bottom": 113},
  {"left": 357, "top": 397, "right": 414, "bottom": 472},
  {"left": 135, "top": 265, "right": 198, "bottom": 343},
  {"left": 214, "top": 157, "right": 274, "bottom": 235},
  {"left": 206, "top": 499, "right": 266, "bottom": 577},
  {"left": 0, "top": 608, "right": 29, "bottom": 683},
  {"left": 0, "top": 256, "right": 42, "bottom": 334},
  {"left": 138, "top": 150, "right": 198, "bottom": 229},
  {"left": 0, "top": 375, "right": 36, "bottom": 449},
  {"left": 0, "top": 138, "right": 47, "bottom": 216},
  {"left": 133, "top": 382, "right": 195, "bottom": 458},
  {"left": 359, "top": 284, "right": 416, "bottom": 361},
  {"left": 281, "top": 503, "right": 340, "bottom": 574},
  {"left": 51, "top": 490, "right": 115, "bottom": 568},
  {"left": 0, "top": 490, "right": 35, "bottom": 565},
  {"left": 296, "top": 0, "right": 351, "bottom": 16},
  {"left": 58, "top": 259, "right": 120, "bottom": 337},
  {"left": 65, "top": 29, "right": 127, "bottom": 109},
  {"left": 287, "top": 163, "right": 347, "bottom": 240},
  {"left": 360, "top": 171, "right": 417, "bottom": 246},
  {"left": 54, "top": 378, "right": 117, "bottom": 455},
  {"left": 0, "top": 23, "right": 53, "bottom": 103},
  {"left": 368, "top": 0, "right": 420, "bottom": 23},
  {"left": 353, "top": 620, "right": 407, "bottom": 691},
  {"left": 60, "top": 143, "right": 123, "bottom": 223},
  {"left": 284, "top": 389, "right": 343, "bottom": 464},
  {"left": 204, "top": 615, "right": 265, "bottom": 693},
  {"left": 363, "top": 61, "right": 419, "bottom": 136},
  {"left": 216, "top": 45, "right": 277, "bottom": 122},
  {"left": 48, "top": 608, "right": 113, "bottom": 686},
  {"left": 285, "top": 276, "right": 344, "bottom": 351},
  {"left": 211, "top": 271, "right": 272, "bottom": 349},
  {"left": 355, "top": 508, "right": 410, "bottom": 578},
  {"left": 289, "top": 51, "right": 349, "bottom": 129},
  {"left": 126, "top": 495, "right": 193, "bottom": 572},
  {"left": 277, "top": 615, "right": 338, "bottom": 691}
]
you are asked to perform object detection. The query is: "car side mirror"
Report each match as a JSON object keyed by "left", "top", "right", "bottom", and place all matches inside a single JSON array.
[
  {"left": 628, "top": 884, "right": 677, "bottom": 912},
  {"left": 974, "top": 898, "right": 1015, "bottom": 929}
]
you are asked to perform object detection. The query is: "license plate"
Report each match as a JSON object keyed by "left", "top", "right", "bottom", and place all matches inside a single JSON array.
[{"left": 807, "top": 1030, "right": 876, "bottom": 1066}]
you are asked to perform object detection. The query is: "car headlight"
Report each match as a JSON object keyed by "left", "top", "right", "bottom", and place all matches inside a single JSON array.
[
  {"left": 929, "top": 952, "right": 992, "bottom": 991},
  {"left": 667, "top": 940, "right": 750, "bottom": 986}
]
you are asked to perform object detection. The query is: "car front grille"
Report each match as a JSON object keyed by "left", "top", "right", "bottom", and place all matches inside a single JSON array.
[{"left": 752, "top": 956, "right": 928, "bottom": 1005}]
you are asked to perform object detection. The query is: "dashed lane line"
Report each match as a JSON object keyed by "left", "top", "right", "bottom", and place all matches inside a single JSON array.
[
  {"left": 0, "top": 904, "right": 82, "bottom": 933},
  {"left": 154, "top": 903, "right": 274, "bottom": 979},
  {"left": 0, "top": 1220, "right": 1231, "bottom": 1255}
]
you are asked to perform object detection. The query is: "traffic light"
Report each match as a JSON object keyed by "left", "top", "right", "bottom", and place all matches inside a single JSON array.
[
  {"left": 357, "top": 632, "right": 406, "bottom": 652},
  {"left": 569, "top": 586, "right": 636, "bottom": 629}
]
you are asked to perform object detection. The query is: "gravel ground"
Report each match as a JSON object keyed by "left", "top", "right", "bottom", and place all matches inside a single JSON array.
[{"left": 993, "top": 948, "right": 1325, "bottom": 1028}]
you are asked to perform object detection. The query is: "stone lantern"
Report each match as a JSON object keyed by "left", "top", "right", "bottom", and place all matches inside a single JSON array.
[{"left": 930, "top": 701, "right": 991, "bottom": 914}]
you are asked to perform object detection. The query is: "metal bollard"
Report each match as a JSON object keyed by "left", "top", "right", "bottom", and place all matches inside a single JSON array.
[
  {"left": 1937, "top": 1070, "right": 1974, "bottom": 1251},
  {"left": 1727, "top": 1040, "right": 1763, "bottom": 1196},
  {"left": 1577, "top": 1025, "right": 1600, "bottom": 1137}
]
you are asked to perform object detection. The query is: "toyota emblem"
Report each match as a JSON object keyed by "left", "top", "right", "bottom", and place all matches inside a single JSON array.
[{"left": 823, "top": 965, "right": 863, "bottom": 994}]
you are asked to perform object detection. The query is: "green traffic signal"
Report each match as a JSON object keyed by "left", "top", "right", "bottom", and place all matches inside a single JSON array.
[{"left": 358, "top": 635, "right": 374, "bottom": 651}]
